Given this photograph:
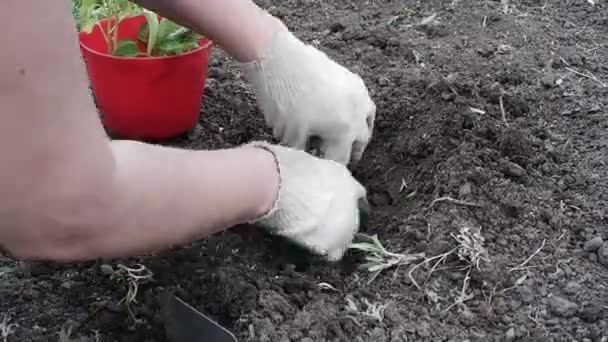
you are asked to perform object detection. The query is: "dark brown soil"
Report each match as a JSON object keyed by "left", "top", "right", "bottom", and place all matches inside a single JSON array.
[{"left": 2, "top": 1, "right": 608, "bottom": 341}]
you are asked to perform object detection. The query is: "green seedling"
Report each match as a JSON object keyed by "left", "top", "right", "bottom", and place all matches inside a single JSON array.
[
  {"left": 351, "top": 226, "right": 490, "bottom": 290},
  {"left": 77, "top": 0, "right": 203, "bottom": 57},
  {"left": 137, "top": 12, "right": 204, "bottom": 57},
  {"left": 78, "top": 0, "right": 141, "bottom": 55},
  {"left": 349, "top": 233, "right": 425, "bottom": 284}
]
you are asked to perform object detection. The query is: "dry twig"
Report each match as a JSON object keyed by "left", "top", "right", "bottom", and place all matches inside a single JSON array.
[
  {"left": 443, "top": 267, "right": 475, "bottom": 312},
  {"left": 565, "top": 67, "right": 607, "bottom": 87},
  {"left": 499, "top": 95, "right": 508, "bottom": 125},
  {"left": 509, "top": 239, "right": 547, "bottom": 272},
  {"left": 425, "top": 197, "right": 482, "bottom": 212},
  {"left": 408, "top": 247, "right": 458, "bottom": 289}
]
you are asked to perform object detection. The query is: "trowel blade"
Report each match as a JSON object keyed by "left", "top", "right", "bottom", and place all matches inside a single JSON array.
[{"left": 162, "top": 294, "right": 237, "bottom": 342}]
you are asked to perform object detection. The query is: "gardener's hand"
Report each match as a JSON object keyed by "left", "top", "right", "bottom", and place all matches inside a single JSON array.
[
  {"left": 249, "top": 141, "right": 367, "bottom": 261},
  {"left": 241, "top": 20, "right": 376, "bottom": 167}
]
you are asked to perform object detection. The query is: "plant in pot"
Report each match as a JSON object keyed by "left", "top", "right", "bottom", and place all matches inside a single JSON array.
[{"left": 76, "top": 0, "right": 214, "bottom": 140}]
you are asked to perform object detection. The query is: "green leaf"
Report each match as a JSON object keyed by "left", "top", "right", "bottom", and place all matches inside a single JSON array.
[
  {"left": 364, "top": 255, "right": 385, "bottom": 263},
  {"left": 349, "top": 243, "right": 380, "bottom": 253},
  {"left": 113, "top": 39, "right": 140, "bottom": 57},
  {"left": 156, "top": 39, "right": 190, "bottom": 56},
  {"left": 368, "top": 264, "right": 389, "bottom": 272},
  {"left": 360, "top": 261, "right": 381, "bottom": 269},
  {"left": 78, "top": 0, "right": 101, "bottom": 33},
  {"left": 157, "top": 18, "right": 183, "bottom": 41},
  {"left": 142, "top": 10, "right": 160, "bottom": 55},
  {"left": 137, "top": 21, "right": 149, "bottom": 44},
  {"left": 146, "top": 18, "right": 202, "bottom": 56},
  {"left": 0, "top": 266, "right": 15, "bottom": 275}
]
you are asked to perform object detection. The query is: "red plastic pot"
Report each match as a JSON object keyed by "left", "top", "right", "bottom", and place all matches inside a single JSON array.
[{"left": 79, "top": 15, "right": 213, "bottom": 140}]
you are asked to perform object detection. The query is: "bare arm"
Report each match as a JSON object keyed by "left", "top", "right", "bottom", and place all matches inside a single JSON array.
[
  {"left": 131, "top": 0, "right": 286, "bottom": 62},
  {"left": 0, "top": 0, "right": 278, "bottom": 261}
]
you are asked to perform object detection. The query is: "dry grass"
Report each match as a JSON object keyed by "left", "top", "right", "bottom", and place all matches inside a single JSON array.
[
  {"left": 0, "top": 315, "right": 17, "bottom": 342},
  {"left": 350, "top": 226, "right": 491, "bottom": 311},
  {"left": 103, "top": 263, "right": 154, "bottom": 328}
]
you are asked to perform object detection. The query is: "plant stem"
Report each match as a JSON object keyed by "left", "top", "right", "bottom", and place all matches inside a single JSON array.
[
  {"left": 95, "top": 21, "right": 111, "bottom": 54},
  {"left": 111, "top": 17, "right": 119, "bottom": 54}
]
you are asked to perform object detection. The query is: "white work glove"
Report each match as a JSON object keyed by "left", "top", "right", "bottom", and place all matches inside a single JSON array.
[
  {"left": 240, "top": 21, "right": 376, "bottom": 166},
  {"left": 248, "top": 141, "right": 368, "bottom": 261}
]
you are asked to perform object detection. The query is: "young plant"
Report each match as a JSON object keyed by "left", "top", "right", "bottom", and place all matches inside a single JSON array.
[
  {"left": 78, "top": 0, "right": 142, "bottom": 55},
  {"left": 351, "top": 227, "right": 490, "bottom": 289},
  {"left": 349, "top": 233, "right": 425, "bottom": 284},
  {"left": 137, "top": 11, "right": 204, "bottom": 57},
  {"left": 77, "top": 0, "right": 204, "bottom": 57}
]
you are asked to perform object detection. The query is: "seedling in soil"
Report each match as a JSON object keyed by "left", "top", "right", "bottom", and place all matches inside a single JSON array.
[
  {"left": 350, "top": 226, "right": 491, "bottom": 311},
  {"left": 77, "top": 0, "right": 203, "bottom": 57},
  {"left": 0, "top": 314, "right": 17, "bottom": 342},
  {"left": 349, "top": 233, "right": 425, "bottom": 284},
  {"left": 103, "top": 263, "right": 154, "bottom": 328},
  {"left": 345, "top": 296, "right": 389, "bottom": 323}
]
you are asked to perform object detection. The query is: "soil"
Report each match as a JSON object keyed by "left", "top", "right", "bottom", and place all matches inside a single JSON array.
[{"left": 2, "top": 0, "right": 608, "bottom": 341}]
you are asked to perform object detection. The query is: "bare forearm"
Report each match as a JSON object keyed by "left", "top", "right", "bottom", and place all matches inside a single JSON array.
[
  {"left": 5, "top": 141, "right": 278, "bottom": 261},
  {"left": 93, "top": 141, "right": 278, "bottom": 259},
  {"left": 131, "top": 0, "right": 285, "bottom": 62}
]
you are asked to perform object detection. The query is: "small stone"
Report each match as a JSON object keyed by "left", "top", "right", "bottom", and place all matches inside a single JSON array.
[
  {"left": 578, "top": 303, "right": 603, "bottom": 323},
  {"left": 564, "top": 281, "right": 582, "bottom": 295},
  {"left": 460, "top": 307, "right": 476, "bottom": 327},
  {"left": 369, "top": 327, "right": 388, "bottom": 342},
  {"left": 516, "top": 326, "right": 528, "bottom": 338},
  {"left": 540, "top": 73, "right": 559, "bottom": 88},
  {"left": 417, "top": 321, "right": 431, "bottom": 337},
  {"left": 390, "top": 328, "right": 408, "bottom": 342},
  {"left": 209, "top": 56, "right": 220, "bottom": 67},
  {"left": 100, "top": 264, "right": 114, "bottom": 275},
  {"left": 506, "top": 327, "right": 516, "bottom": 341},
  {"left": 519, "top": 285, "right": 534, "bottom": 303},
  {"left": 548, "top": 295, "right": 579, "bottom": 317},
  {"left": 584, "top": 236, "right": 603, "bottom": 252},
  {"left": 383, "top": 305, "right": 404, "bottom": 324},
  {"left": 505, "top": 162, "right": 526, "bottom": 177},
  {"left": 598, "top": 242, "right": 608, "bottom": 265},
  {"left": 589, "top": 253, "right": 598, "bottom": 262}
]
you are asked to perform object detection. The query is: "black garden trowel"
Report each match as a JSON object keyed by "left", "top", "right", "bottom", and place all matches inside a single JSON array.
[{"left": 161, "top": 293, "right": 238, "bottom": 342}]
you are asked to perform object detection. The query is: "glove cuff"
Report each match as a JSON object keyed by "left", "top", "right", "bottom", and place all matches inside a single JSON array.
[{"left": 246, "top": 141, "right": 284, "bottom": 226}]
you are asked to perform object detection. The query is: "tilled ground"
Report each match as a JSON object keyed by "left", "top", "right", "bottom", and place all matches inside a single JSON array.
[{"left": 2, "top": 0, "right": 608, "bottom": 341}]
